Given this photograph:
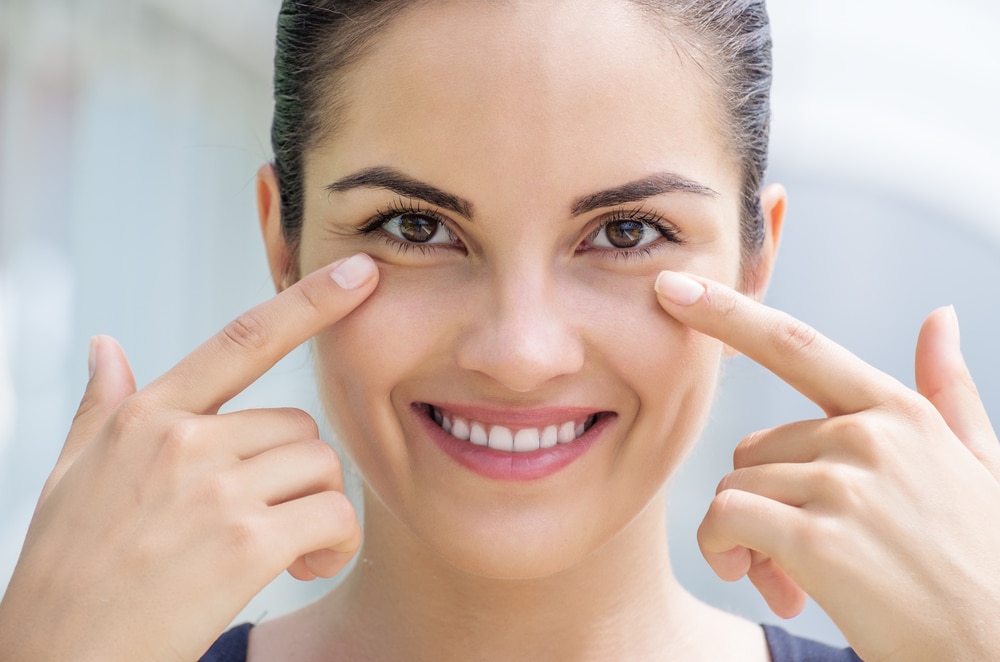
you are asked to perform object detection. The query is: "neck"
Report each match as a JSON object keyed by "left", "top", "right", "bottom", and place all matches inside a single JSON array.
[{"left": 315, "top": 487, "right": 719, "bottom": 660}]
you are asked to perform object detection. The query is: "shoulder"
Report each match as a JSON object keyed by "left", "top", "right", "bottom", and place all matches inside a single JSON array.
[
  {"left": 198, "top": 623, "right": 253, "bottom": 662},
  {"left": 763, "top": 625, "right": 862, "bottom": 662}
]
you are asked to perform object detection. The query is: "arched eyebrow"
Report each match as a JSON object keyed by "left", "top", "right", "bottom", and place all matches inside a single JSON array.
[
  {"left": 326, "top": 167, "right": 717, "bottom": 220},
  {"left": 326, "top": 166, "right": 474, "bottom": 219},
  {"left": 570, "top": 172, "right": 719, "bottom": 217}
]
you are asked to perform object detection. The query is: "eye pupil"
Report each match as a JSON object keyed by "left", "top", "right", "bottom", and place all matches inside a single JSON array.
[
  {"left": 399, "top": 214, "right": 437, "bottom": 242},
  {"left": 605, "top": 220, "right": 645, "bottom": 248}
]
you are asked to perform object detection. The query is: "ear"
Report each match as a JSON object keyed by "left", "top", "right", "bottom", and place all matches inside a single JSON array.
[
  {"left": 257, "top": 163, "right": 294, "bottom": 292},
  {"left": 724, "top": 183, "right": 786, "bottom": 357},
  {"left": 745, "top": 182, "right": 786, "bottom": 303}
]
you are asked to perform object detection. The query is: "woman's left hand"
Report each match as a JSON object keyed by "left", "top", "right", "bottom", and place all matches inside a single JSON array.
[{"left": 654, "top": 270, "right": 1000, "bottom": 662}]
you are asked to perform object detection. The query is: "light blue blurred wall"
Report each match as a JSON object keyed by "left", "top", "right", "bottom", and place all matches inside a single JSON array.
[{"left": 1, "top": 0, "right": 997, "bottom": 646}]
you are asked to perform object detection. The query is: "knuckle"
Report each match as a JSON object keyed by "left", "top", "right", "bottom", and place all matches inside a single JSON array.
[
  {"left": 202, "top": 469, "right": 239, "bottom": 505},
  {"left": 221, "top": 310, "right": 272, "bottom": 354},
  {"left": 890, "top": 392, "right": 935, "bottom": 427},
  {"left": 829, "top": 413, "right": 900, "bottom": 467},
  {"left": 290, "top": 276, "right": 326, "bottom": 316},
  {"left": 714, "top": 287, "right": 741, "bottom": 323},
  {"left": 794, "top": 513, "right": 841, "bottom": 560},
  {"left": 162, "top": 417, "right": 200, "bottom": 450},
  {"left": 812, "top": 463, "right": 863, "bottom": 508},
  {"left": 708, "top": 488, "right": 742, "bottom": 523},
  {"left": 304, "top": 439, "right": 341, "bottom": 475},
  {"left": 223, "top": 515, "right": 265, "bottom": 555},
  {"left": 715, "top": 470, "right": 742, "bottom": 496},
  {"left": 320, "top": 490, "right": 357, "bottom": 525},
  {"left": 733, "top": 429, "right": 765, "bottom": 469},
  {"left": 107, "top": 394, "right": 156, "bottom": 437},
  {"left": 281, "top": 407, "right": 320, "bottom": 438},
  {"left": 774, "top": 316, "right": 820, "bottom": 358}
]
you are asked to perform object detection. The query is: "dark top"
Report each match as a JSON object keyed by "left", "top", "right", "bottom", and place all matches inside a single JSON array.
[{"left": 199, "top": 623, "right": 862, "bottom": 661}]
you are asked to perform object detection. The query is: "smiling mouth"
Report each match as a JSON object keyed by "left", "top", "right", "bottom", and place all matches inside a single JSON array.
[{"left": 422, "top": 404, "right": 601, "bottom": 453}]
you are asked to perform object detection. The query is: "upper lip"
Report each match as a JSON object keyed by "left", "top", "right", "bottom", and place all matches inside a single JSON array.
[{"left": 419, "top": 402, "right": 607, "bottom": 428}]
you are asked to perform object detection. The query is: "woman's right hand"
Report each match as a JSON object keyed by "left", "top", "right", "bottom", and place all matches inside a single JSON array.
[{"left": 0, "top": 254, "right": 379, "bottom": 662}]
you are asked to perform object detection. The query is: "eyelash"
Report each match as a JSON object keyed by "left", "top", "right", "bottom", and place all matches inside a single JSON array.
[
  {"left": 356, "top": 199, "right": 459, "bottom": 256},
  {"left": 355, "top": 199, "right": 686, "bottom": 259},
  {"left": 583, "top": 206, "right": 686, "bottom": 261}
]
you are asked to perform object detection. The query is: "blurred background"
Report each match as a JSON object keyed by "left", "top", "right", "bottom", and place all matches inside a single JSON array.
[{"left": 1, "top": 0, "right": 998, "bottom": 647}]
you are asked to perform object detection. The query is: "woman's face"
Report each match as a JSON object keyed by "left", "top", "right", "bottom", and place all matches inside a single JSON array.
[{"left": 285, "top": 0, "right": 754, "bottom": 578}]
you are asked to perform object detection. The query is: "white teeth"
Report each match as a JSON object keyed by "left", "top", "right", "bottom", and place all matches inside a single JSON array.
[
  {"left": 488, "top": 425, "right": 514, "bottom": 451},
  {"left": 557, "top": 421, "right": 576, "bottom": 444},
  {"left": 470, "top": 421, "right": 489, "bottom": 446},
  {"left": 513, "top": 428, "right": 541, "bottom": 452},
  {"left": 451, "top": 417, "right": 470, "bottom": 440},
  {"left": 431, "top": 407, "right": 597, "bottom": 452},
  {"left": 541, "top": 425, "right": 558, "bottom": 449}
]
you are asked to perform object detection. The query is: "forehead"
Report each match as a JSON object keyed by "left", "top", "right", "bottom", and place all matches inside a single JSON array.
[{"left": 314, "top": 0, "right": 738, "bottom": 209}]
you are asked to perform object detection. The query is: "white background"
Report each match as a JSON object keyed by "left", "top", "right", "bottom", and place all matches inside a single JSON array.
[{"left": 1, "top": 0, "right": 998, "bottom": 647}]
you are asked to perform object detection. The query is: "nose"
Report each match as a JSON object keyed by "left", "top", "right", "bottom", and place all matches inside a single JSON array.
[{"left": 455, "top": 266, "right": 585, "bottom": 393}]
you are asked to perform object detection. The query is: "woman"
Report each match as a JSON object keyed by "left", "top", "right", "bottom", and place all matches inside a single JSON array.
[{"left": 2, "top": 1, "right": 998, "bottom": 660}]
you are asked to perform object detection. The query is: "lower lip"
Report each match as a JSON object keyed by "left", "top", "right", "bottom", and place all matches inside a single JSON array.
[{"left": 414, "top": 406, "right": 612, "bottom": 481}]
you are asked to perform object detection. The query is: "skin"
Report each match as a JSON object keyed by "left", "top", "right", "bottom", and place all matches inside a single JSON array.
[
  {"left": 1, "top": 1, "right": 998, "bottom": 661},
  {"left": 256, "top": 1, "right": 776, "bottom": 659}
]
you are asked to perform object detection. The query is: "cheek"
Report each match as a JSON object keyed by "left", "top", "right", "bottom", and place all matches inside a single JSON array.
[
  {"left": 571, "top": 260, "right": 729, "bottom": 482},
  {"left": 311, "top": 263, "right": 468, "bottom": 473}
]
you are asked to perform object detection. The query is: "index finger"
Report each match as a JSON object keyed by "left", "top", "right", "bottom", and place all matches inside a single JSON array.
[
  {"left": 654, "top": 270, "right": 902, "bottom": 416},
  {"left": 150, "top": 254, "right": 378, "bottom": 414}
]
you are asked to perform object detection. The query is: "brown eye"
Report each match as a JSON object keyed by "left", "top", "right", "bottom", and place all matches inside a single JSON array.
[
  {"left": 590, "top": 219, "right": 660, "bottom": 250},
  {"left": 399, "top": 214, "right": 437, "bottom": 242},
  {"left": 382, "top": 213, "right": 453, "bottom": 244}
]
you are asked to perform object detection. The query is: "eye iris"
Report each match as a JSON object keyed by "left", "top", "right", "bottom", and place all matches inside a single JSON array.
[
  {"left": 605, "top": 220, "right": 646, "bottom": 248},
  {"left": 398, "top": 214, "right": 437, "bottom": 242}
]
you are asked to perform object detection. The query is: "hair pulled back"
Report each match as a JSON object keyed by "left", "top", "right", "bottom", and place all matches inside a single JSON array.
[{"left": 272, "top": 0, "right": 772, "bottom": 265}]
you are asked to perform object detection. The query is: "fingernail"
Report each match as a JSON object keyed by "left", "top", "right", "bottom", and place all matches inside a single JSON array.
[
  {"left": 88, "top": 336, "right": 99, "bottom": 379},
  {"left": 330, "top": 254, "right": 375, "bottom": 290},
  {"left": 946, "top": 304, "right": 961, "bottom": 343},
  {"left": 655, "top": 271, "right": 705, "bottom": 306}
]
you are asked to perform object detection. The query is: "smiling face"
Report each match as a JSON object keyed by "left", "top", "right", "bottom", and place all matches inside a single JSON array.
[{"left": 266, "top": 0, "right": 762, "bottom": 579}]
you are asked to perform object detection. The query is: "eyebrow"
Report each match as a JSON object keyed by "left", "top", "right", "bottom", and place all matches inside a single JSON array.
[
  {"left": 570, "top": 172, "right": 719, "bottom": 217},
  {"left": 326, "top": 166, "right": 474, "bottom": 218},
  {"left": 326, "top": 166, "right": 718, "bottom": 220}
]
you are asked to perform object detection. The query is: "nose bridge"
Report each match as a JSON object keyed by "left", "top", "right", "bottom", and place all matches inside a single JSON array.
[{"left": 457, "top": 255, "right": 584, "bottom": 392}]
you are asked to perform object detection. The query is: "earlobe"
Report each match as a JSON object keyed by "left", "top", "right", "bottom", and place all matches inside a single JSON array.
[{"left": 257, "top": 163, "right": 293, "bottom": 292}]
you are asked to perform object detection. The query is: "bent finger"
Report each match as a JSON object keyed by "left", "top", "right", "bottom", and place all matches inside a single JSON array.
[
  {"left": 747, "top": 552, "right": 807, "bottom": 619},
  {"left": 267, "top": 491, "right": 362, "bottom": 574},
  {"left": 210, "top": 407, "right": 321, "bottom": 460},
  {"left": 717, "top": 463, "right": 825, "bottom": 508},
  {"left": 698, "top": 489, "right": 803, "bottom": 579},
  {"left": 733, "top": 418, "right": 831, "bottom": 469},
  {"left": 237, "top": 439, "right": 345, "bottom": 505}
]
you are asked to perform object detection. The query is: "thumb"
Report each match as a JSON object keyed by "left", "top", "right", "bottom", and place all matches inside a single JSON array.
[
  {"left": 915, "top": 306, "right": 1000, "bottom": 476},
  {"left": 45, "top": 335, "right": 137, "bottom": 496}
]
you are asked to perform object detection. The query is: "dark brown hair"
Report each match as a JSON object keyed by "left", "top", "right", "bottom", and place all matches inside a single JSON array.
[{"left": 272, "top": 0, "right": 772, "bottom": 266}]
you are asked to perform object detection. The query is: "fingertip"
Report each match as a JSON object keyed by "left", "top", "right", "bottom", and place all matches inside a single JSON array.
[
  {"left": 330, "top": 253, "right": 378, "bottom": 291},
  {"left": 703, "top": 546, "right": 752, "bottom": 583},
  {"left": 88, "top": 336, "right": 100, "bottom": 379},
  {"left": 654, "top": 270, "right": 706, "bottom": 307}
]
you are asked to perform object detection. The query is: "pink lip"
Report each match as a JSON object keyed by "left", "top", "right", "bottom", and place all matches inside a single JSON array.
[{"left": 412, "top": 403, "right": 614, "bottom": 481}]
